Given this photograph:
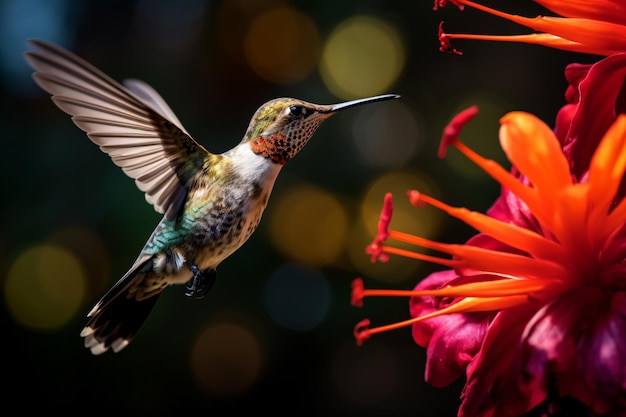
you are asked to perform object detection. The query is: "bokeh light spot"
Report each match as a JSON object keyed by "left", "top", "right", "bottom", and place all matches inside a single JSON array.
[
  {"left": 265, "top": 263, "right": 331, "bottom": 332},
  {"left": 348, "top": 171, "right": 442, "bottom": 282},
  {"left": 349, "top": 99, "right": 422, "bottom": 169},
  {"left": 4, "top": 244, "right": 86, "bottom": 330},
  {"left": 320, "top": 16, "right": 405, "bottom": 99},
  {"left": 268, "top": 184, "right": 348, "bottom": 266},
  {"left": 244, "top": 7, "right": 320, "bottom": 84},
  {"left": 190, "top": 322, "right": 263, "bottom": 398}
]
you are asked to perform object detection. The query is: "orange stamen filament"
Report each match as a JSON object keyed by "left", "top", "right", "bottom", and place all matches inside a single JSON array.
[
  {"left": 355, "top": 294, "right": 529, "bottom": 344},
  {"left": 358, "top": 278, "right": 561, "bottom": 301},
  {"left": 383, "top": 229, "right": 569, "bottom": 280},
  {"left": 409, "top": 190, "right": 571, "bottom": 266},
  {"left": 441, "top": 32, "right": 618, "bottom": 56},
  {"left": 449, "top": 0, "right": 626, "bottom": 52},
  {"left": 377, "top": 245, "right": 456, "bottom": 267},
  {"left": 448, "top": 138, "right": 568, "bottom": 236}
]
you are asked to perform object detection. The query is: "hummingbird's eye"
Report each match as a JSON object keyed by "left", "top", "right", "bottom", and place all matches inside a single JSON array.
[{"left": 288, "top": 105, "right": 306, "bottom": 119}]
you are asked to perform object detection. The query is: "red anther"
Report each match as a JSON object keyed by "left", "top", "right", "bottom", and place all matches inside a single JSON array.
[
  {"left": 379, "top": 193, "right": 393, "bottom": 241},
  {"left": 353, "top": 319, "right": 372, "bottom": 346},
  {"left": 365, "top": 193, "right": 394, "bottom": 263},
  {"left": 433, "top": 0, "right": 465, "bottom": 11},
  {"left": 365, "top": 242, "right": 390, "bottom": 263},
  {"left": 407, "top": 190, "right": 426, "bottom": 208},
  {"left": 439, "top": 105, "right": 479, "bottom": 158},
  {"left": 438, "top": 22, "right": 463, "bottom": 55},
  {"left": 351, "top": 278, "right": 365, "bottom": 307}
]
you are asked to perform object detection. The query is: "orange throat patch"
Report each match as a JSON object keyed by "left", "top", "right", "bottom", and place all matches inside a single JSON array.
[{"left": 250, "top": 131, "right": 291, "bottom": 165}]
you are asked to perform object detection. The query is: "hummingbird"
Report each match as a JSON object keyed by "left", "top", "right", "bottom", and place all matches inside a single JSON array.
[{"left": 25, "top": 39, "right": 399, "bottom": 355}]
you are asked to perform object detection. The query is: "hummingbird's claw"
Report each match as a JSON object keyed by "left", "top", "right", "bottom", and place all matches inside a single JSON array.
[{"left": 185, "top": 263, "right": 216, "bottom": 299}]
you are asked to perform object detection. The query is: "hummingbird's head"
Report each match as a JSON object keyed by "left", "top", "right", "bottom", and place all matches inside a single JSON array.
[{"left": 243, "top": 94, "right": 399, "bottom": 165}]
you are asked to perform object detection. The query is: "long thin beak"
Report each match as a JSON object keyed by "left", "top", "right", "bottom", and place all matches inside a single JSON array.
[{"left": 326, "top": 94, "right": 400, "bottom": 113}]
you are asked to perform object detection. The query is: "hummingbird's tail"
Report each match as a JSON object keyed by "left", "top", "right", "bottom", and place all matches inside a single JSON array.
[{"left": 80, "top": 258, "right": 160, "bottom": 355}]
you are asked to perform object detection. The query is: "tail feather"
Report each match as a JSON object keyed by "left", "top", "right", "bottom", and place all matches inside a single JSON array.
[
  {"left": 81, "top": 290, "right": 160, "bottom": 354},
  {"left": 81, "top": 257, "right": 160, "bottom": 355}
]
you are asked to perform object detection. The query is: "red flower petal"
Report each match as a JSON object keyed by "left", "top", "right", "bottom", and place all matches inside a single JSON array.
[
  {"left": 410, "top": 270, "right": 491, "bottom": 387},
  {"left": 459, "top": 306, "right": 538, "bottom": 417},
  {"left": 513, "top": 288, "right": 626, "bottom": 415},
  {"left": 563, "top": 53, "right": 626, "bottom": 178}
]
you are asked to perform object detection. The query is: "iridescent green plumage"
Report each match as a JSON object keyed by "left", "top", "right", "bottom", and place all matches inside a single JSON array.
[{"left": 25, "top": 39, "right": 399, "bottom": 354}]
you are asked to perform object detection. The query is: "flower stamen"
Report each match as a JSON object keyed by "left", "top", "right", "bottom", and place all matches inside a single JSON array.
[
  {"left": 438, "top": 22, "right": 463, "bottom": 55},
  {"left": 365, "top": 192, "right": 393, "bottom": 263},
  {"left": 352, "top": 277, "right": 562, "bottom": 303},
  {"left": 435, "top": 0, "right": 626, "bottom": 56},
  {"left": 407, "top": 190, "right": 571, "bottom": 265},
  {"left": 438, "top": 105, "right": 478, "bottom": 158},
  {"left": 354, "top": 294, "right": 530, "bottom": 346}
]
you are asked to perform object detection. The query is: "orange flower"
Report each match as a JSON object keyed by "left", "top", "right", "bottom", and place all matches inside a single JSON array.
[
  {"left": 353, "top": 106, "right": 626, "bottom": 415},
  {"left": 435, "top": 0, "right": 626, "bottom": 56}
]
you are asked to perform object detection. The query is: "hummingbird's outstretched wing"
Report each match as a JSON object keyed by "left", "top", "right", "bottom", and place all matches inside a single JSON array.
[{"left": 24, "top": 39, "right": 209, "bottom": 220}]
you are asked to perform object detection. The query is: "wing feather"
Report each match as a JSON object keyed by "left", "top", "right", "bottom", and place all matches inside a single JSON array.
[{"left": 25, "top": 39, "right": 211, "bottom": 219}]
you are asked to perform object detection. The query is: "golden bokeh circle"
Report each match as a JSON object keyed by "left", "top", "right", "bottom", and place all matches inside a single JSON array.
[
  {"left": 268, "top": 185, "right": 349, "bottom": 266},
  {"left": 320, "top": 16, "right": 405, "bottom": 99},
  {"left": 4, "top": 244, "right": 86, "bottom": 330}
]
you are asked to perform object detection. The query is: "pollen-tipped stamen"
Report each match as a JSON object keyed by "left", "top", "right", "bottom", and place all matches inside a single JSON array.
[
  {"left": 438, "top": 108, "right": 544, "bottom": 221},
  {"left": 440, "top": 122, "right": 567, "bottom": 236},
  {"left": 354, "top": 294, "right": 530, "bottom": 345},
  {"left": 366, "top": 191, "right": 571, "bottom": 280},
  {"left": 408, "top": 190, "right": 571, "bottom": 266},
  {"left": 381, "top": 220, "right": 570, "bottom": 280},
  {"left": 440, "top": 32, "right": 618, "bottom": 56},
  {"left": 352, "top": 277, "right": 563, "bottom": 306},
  {"left": 439, "top": 0, "right": 626, "bottom": 55}
]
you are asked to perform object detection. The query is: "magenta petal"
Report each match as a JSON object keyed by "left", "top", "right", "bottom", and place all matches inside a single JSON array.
[
  {"left": 554, "top": 62, "right": 590, "bottom": 146},
  {"left": 554, "top": 103, "right": 578, "bottom": 146},
  {"left": 514, "top": 288, "right": 626, "bottom": 415},
  {"left": 410, "top": 270, "right": 490, "bottom": 387},
  {"left": 411, "top": 269, "right": 458, "bottom": 346},
  {"left": 563, "top": 53, "right": 626, "bottom": 178},
  {"left": 459, "top": 305, "right": 538, "bottom": 417},
  {"left": 563, "top": 62, "right": 591, "bottom": 106},
  {"left": 422, "top": 312, "right": 489, "bottom": 388},
  {"left": 557, "top": 290, "right": 626, "bottom": 415},
  {"left": 486, "top": 175, "right": 543, "bottom": 234}
]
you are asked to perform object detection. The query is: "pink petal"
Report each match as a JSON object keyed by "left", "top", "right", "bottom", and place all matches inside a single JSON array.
[
  {"left": 411, "top": 269, "right": 459, "bottom": 345},
  {"left": 509, "top": 288, "right": 626, "bottom": 415},
  {"left": 410, "top": 269, "right": 491, "bottom": 387},
  {"left": 482, "top": 175, "right": 544, "bottom": 238},
  {"left": 557, "top": 290, "right": 626, "bottom": 415},
  {"left": 459, "top": 305, "right": 538, "bottom": 417},
  {"left": 422, "top": 312, "right": 490, "bottom": 388},
  {"left": 562, "top": 53, "right": 626, "bottom": 178}
]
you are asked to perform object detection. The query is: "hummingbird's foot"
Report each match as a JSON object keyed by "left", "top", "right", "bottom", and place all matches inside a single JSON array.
[{"left": 185, "top": 263, "right": 216, "bottom": 299}]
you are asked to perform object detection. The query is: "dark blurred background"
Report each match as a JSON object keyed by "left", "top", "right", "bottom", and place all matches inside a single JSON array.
[{"left": 1, "top": 0, "right": 595, "bottom": 415}]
